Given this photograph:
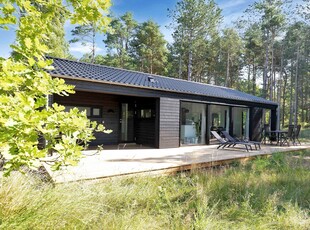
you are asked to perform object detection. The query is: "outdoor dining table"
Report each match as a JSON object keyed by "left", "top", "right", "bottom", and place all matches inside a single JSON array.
[{"left": 267, "top": 130, "right": 288, "bottom": 146}]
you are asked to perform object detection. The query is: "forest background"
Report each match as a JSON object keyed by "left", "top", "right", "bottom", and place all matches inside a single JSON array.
[{"left": 1, "top": 0, "right": 309, "bottom": 128}]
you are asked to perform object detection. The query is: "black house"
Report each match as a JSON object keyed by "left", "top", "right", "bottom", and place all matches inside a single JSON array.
[{"left": 49, "top": 57, "right": 278, "bottom": 148}]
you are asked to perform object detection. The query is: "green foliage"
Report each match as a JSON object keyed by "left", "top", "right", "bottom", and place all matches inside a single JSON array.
[
  {"left": 300, "top": 128, "right": 310, "bottom": 140},
  {"left": 168, "top": 0, "right": 222, "bottom": 82},
  {"left": 103, "top": 12, "right": 138, "bottom": 69},
  {"left": 243, "top": 23, "right": 264, "bottom": 95},
  {"left": 34, "top": 3, "right": 70, "bottom": 58},
  {"left": 131, "top": 20, "right": 168, "bottom": 75},
  {"left": 254, "top": 0, "right": 286, "bottom": 32},
  {"left": 70, "top": 22, "right": 104, "bottom": 63},
  {"left": 0, "top": 151, "right": 309, "bottom": 229},
  {"left": 0, "top": 0, "right": 111, "bottom": 174},
  {"left": 219, "top": 28, "right": 244, "bottom": 88}
]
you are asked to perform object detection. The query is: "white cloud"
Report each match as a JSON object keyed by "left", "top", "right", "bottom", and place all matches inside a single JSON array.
[
  {"left": 219, "top": 0, "right": 247, "bottom": 10},
  {"left": 222, "top": 11, "right": 245, "bottom": 27},
  {"left": 69, "top": 42, "right": 103, "bottom": 54}
]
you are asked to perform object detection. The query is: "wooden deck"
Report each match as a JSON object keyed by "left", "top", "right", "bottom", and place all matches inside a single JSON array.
[{"left": 44, "top": 143, "right": 310, "bottom": 183}]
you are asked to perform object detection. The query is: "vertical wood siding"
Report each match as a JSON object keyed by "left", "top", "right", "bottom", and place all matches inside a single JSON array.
[{"left": 249, "top": 107, "right": 263, "bottom": 141}]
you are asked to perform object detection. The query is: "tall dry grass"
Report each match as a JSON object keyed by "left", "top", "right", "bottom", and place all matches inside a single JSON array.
[{"left": 0, "top": 150, "right": 309, "bottom": 229}]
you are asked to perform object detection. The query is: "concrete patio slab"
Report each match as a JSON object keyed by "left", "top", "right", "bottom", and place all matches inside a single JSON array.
[{"left": 44, "top": 143, "right": 310, "bottom": 183}]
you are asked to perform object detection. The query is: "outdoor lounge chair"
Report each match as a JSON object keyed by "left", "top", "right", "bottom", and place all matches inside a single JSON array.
[
  {"left": 210, "top": 131, "right": 230, "bottom": 149},
  {"left": 220, "top": 131, "right": 254, "bottom": 152},
  {"left": 226, "top": 132, "right": 261, "bottom": 150}
]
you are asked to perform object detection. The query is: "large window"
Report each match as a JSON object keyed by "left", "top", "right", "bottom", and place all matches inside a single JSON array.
[{"left": 180, "top": 102, "right": 206, "bottom": 145}]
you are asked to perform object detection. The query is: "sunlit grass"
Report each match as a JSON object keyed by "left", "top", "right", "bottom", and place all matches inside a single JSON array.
[{"left": 1, "top": 150, "right": 310, "bottom": 229}]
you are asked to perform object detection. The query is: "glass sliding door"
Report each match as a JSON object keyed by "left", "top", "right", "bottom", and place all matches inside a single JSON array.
[
  {"left": 232, "top": 107, "right": 249, "bottom": 139},
  {"left": 120, "top": 103, "right": 134, "bottom": 142},
  {"left": 180, "top": 102, "right": 206, "bottom": 145},
  {"left": 209, "top": 105, "right": 230, "bottom": 132},
  {"left": 208, "top": 105, "right": 230, "bottom": 144}
]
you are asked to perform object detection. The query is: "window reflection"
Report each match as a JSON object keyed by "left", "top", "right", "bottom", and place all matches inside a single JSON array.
[
  {"left": 209, "top": 105, "right": 229, "bottom": 133},
  {"left": 180, "top": 102, "right": 206, "bottom": 145}
]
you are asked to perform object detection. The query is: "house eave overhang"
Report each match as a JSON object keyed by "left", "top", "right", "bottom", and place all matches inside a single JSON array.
[{"left": 50, "top": 73, "right": 279, "bottom": 110}]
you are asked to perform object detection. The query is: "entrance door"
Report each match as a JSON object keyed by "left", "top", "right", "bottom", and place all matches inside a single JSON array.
[{"left": 120, "top": 103, "right": 134, "bottom": 142}]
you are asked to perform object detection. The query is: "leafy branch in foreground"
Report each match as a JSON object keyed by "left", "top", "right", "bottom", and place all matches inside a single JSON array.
[{"left": 0, "top": 0, "right": 112, "bottom": 175}]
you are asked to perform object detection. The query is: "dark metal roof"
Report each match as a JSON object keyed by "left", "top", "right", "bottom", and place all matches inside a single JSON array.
[{"left": 48, "top": 57, "right": 278, "bottom": 106}]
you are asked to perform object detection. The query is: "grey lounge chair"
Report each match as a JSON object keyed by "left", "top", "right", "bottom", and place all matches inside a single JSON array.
[
  {"left": 210, "top": 131, "right": 230, "bottom": 149},
  {"left": 220, "top": 131, "right": 254, "bottom": 152},
  {"left": 225, "top": 132, "right": 261, "bottom": 150}
]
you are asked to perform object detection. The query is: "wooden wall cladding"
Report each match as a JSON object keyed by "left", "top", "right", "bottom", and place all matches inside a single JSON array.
[
  {"left": 159, "top": 98, "right": 180, "bottom": 148},
  {"left": 249, "top": 107, "right": 263, "bottom": 141},
  {"left": 54, "top": 91, "right": 120, "bottom": 146}
]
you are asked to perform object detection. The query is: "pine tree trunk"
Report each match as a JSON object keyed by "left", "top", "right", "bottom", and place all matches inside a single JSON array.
[
  {"left": 282, "top": 71, "right": 287, "bottom": 127},
  {"left": 263, "top": 29, "right": 269, "bottom": 100},
  {"left": 289, "top": 65, "right": 293, "bottom": 126},
  {"left": 187, "top": 32, "right": 193, "bottom": 81},
  {"left": 279, "top": 47, "right": 283, "bottom": 128},
  {"left": 225, "top": 52, "right": 230, "bottom": 87},
  {"left": 294, "top": 45, "right": 299, "bottom": 129},
  {"left": 270, "top": 38, "right": 274, "bottom": 102},
  {"left": 178, "top": 54, "right": 182, "bottom": 79},
  {"left": 252, "top": 59, "right": 256, "bottom": 95},
  {"left": 247, "top": 64, "right": 251, "bottom": 93}
]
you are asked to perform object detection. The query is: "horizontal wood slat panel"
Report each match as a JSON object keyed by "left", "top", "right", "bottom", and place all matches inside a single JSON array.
[
  {"left": 54, "top": 91, "right": 119, "bottom": 146},
  {"left": 159, "top": 98, "right": 180, "bottom": 148}
]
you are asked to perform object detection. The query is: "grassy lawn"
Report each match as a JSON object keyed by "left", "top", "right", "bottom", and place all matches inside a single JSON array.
[{"left": 1, "top": 150, "right": 310, "bottom": 229}]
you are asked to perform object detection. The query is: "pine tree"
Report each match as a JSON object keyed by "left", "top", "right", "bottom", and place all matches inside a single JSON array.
[
  {"left": 131, "top": 20, "right": 168, "bottom": 75},
  {"left": 103, "top": 12, "right": 138, "bottom": 69},
  {"left": 168, "top": 0, "right": 222, "bottom": 82}
]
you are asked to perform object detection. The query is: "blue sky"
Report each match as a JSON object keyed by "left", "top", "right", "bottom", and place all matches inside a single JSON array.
[{"left": 0, "top": 0, "right": 264, "bottom": 58}]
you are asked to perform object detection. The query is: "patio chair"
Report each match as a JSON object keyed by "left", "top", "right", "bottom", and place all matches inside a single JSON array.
[
  {"left": 210, "top": 131, "right": 230, "bottom": 149},
  {"left": 263, "top": 124, "right": 278, "bottom": 144},
  {"left": 293, "top": 125, "right": 301, "bottom": 145},
  {"left": 220, "top": 131, "right": 253, "bottom": 152},
  {"left": 262, "top": 124, "right": 270, "bottom": 144},
  {"left": 281, "top": 125, "right": 294, "bottom": 146}
]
